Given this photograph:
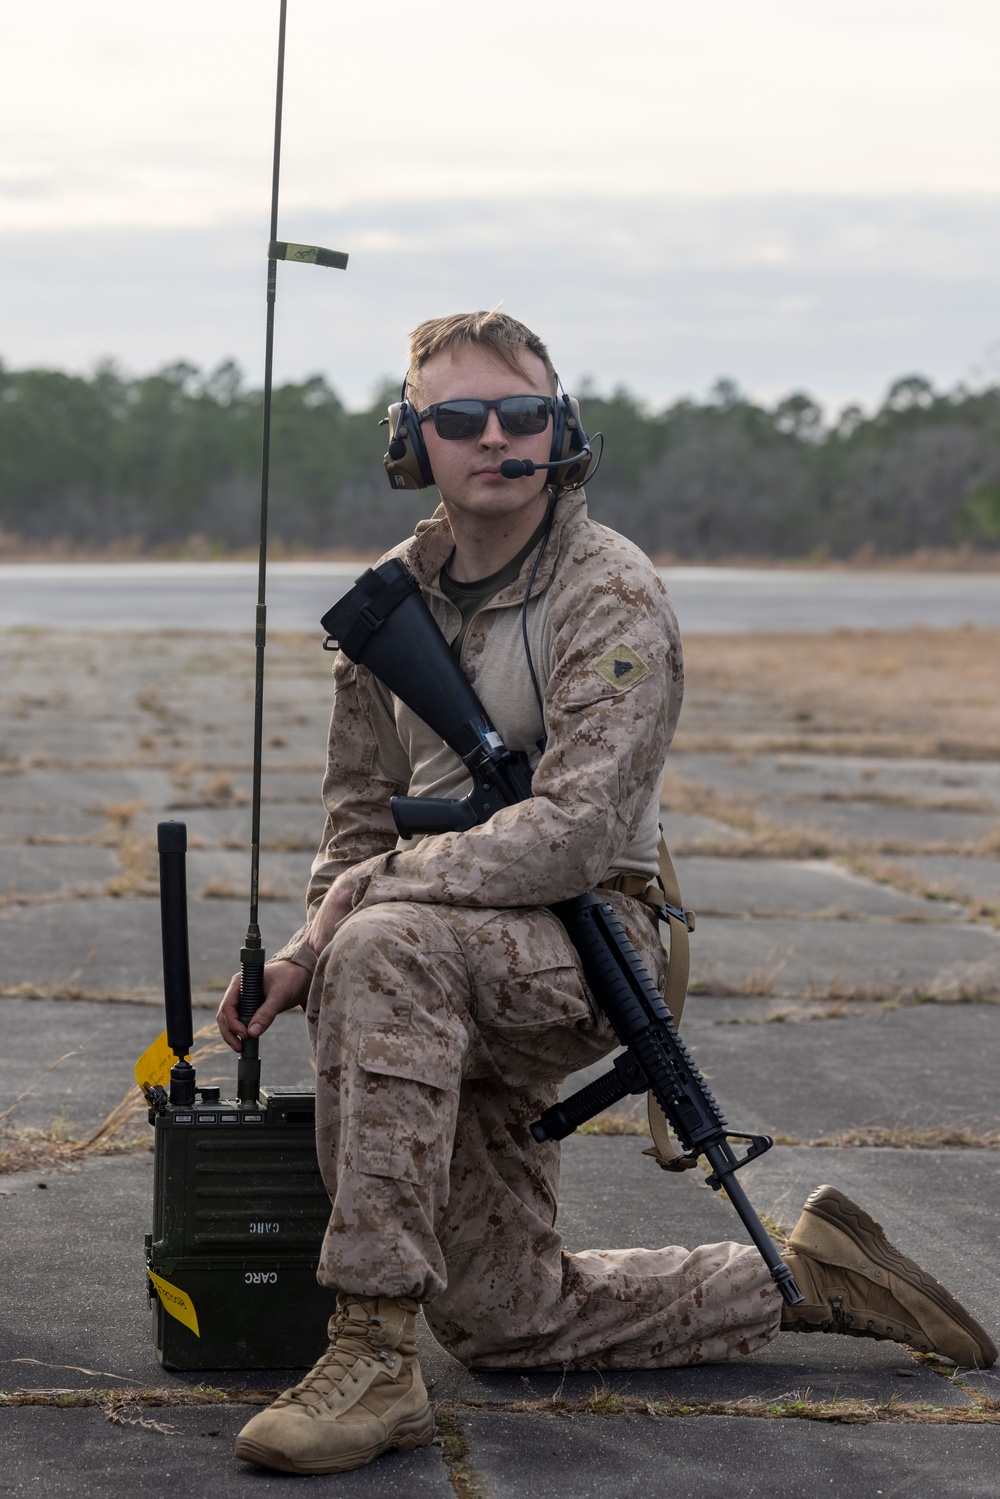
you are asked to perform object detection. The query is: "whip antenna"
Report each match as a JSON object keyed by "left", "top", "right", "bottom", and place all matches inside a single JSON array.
[{"left": 237, "top": 0, "right": 348, "bottom": 1104}]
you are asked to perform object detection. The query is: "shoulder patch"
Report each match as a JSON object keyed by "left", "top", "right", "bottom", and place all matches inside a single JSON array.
[{"left": 593, "top": 642, "right": 649, "bottom": 690}]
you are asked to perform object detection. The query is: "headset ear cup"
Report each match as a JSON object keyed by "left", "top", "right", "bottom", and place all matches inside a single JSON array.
[
  {"left": 383, "top": 401, "right": 435, "bottom": 491},
  {"left": 553, "top": 395, "right": 593, "bottom": 488}
]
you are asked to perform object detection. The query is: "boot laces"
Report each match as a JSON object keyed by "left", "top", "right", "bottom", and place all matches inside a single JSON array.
[{"left": 280, "top": 1300, "right": 392, "bottom": 1413}]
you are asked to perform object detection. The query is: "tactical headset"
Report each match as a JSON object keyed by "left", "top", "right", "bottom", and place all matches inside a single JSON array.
[{"left": 382, "top": 379, "right": 594, "bottom": 493}]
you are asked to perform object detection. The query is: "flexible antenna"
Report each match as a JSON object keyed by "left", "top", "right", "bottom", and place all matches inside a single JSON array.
[{"left": 237, "top": 0, "right": 348, "bottom": 1104}]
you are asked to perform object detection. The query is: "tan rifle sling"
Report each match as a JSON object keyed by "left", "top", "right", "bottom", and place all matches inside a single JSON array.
[{"left": 644, "top": 829, "right": 700, "bottom": 1172}]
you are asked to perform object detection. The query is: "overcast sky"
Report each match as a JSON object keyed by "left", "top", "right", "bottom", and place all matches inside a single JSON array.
[{"left": 3, "top": 1, "right": 999, "bottom": 409}]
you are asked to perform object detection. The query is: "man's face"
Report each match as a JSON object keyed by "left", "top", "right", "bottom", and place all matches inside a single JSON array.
[{"left": 416, "top": 345, "right": 554, "bottom": 523}]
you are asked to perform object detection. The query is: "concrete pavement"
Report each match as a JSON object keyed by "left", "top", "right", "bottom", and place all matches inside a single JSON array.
[{"left": 3, "top": 625, "right": 999, "bottom": 1496}]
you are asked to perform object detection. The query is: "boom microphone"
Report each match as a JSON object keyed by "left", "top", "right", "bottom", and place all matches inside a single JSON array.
[{"left": 499, "top": 449, "right": 591, "bottom": 479}]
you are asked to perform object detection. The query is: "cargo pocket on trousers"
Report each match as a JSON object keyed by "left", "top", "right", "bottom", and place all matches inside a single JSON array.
[{"left": 355, "top": 1026, "right": 462, "bottom": 1182}]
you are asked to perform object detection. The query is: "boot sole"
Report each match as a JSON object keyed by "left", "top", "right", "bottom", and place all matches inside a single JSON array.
[
  {"left": 234, "top": 1404, "right": 436, "bottom": 1475},
  {"left": 802, "top": 1185, "right": 997, "bottom": 1367}
]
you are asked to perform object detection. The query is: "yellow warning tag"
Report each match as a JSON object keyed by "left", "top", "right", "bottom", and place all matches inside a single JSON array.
[
  {"left": 593, "top": 642, "right": 649, "bottom": 692},
  {"left": 133, "top": 1031, "right": 177, "bottom": 1102},
  {"left": 147, "top": 1270, "right": 201, "bottom": 1338}
]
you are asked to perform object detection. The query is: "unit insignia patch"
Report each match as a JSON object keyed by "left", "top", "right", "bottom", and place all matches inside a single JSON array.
[{"left": 593, "top": 643, "right": 649, "bottom": 690}]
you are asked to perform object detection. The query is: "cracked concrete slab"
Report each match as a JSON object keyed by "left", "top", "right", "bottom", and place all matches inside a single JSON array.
[
  {"left": 0, "top": 768, "right": 176, "bottom": 812},
  {"left": 660, "top": 812, "right": 752, "bottom": 848},
  {"left": 881, "top": 856, "right": 1000, "bottom": 908},
  {"left": 0, "top": 810, "right": 106, "bottom": 840},
  {"left": 2, "top": 1155, "right": 291, "bottom": 1390},
  {"left": 459, "top": 1410, "right": 1000, "bottom": 1499},
  {"left": 680, "top": 1001, "right": 1000, "bottom": 1138},
  {"left": 664, "top": 996, "right": 891, "bottom": 1024},
  {"left": 565, "top": 1000, "right": 1000, "bottom": 1140},
  {"left": 0, "top": 845, "right": 120, "bottom": 895},
  {"left": 153, "top": 803, "right": 324, "bottom": 848},
  {"left": 4, "top": 1144, "right": 995, "bottom": 1407},
  {"left": 185, "top": 847, "right": 314, "bottom": 900},
  {"left": 0, "top": 997, "right": 314, "bottom": 1132},
  {"left": 4, "top": 622, "right": 1000, "bottom": 1495},
  {"left": 675, "top": 857, "right": 965, "bottom": 920},
  {"left": 0, "top": 897, "right": 306, "bottom": 993},
  {"left": 691, "top": 914, "right": 1000, "bottom": 997},
  {"left": 0, "top": 839, "right": 313, "bottom": 893},
  {"left": 0, "top": 1407, "right": 453, "bottom": 1497},
  {"left": 672, "top": 752, "right": 1000, "bottom": 808},
  {"left": 757, "top": 800, "right": 997, "bottom": 849}
]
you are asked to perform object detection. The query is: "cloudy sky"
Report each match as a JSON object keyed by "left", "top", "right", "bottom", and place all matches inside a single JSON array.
[{"left": 3, "top": 0, "right": 999, "bottom": 411}]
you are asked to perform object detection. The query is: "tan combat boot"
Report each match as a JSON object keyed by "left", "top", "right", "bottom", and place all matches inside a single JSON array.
[
  {"left": 234, "top": 1293, "right": 435, "bottom": 1474},
  {"left": 781, "top": 1184, "right": 997, "bottom": 1368}
]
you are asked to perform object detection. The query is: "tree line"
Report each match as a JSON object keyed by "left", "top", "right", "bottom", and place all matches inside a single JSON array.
[{"left": 1, "top": 358, "right": 999, "bottom": 559}]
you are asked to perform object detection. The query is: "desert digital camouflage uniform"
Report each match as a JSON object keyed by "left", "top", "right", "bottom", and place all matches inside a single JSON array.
[{"left": 272, "top": 489, "right": 782, "bottom": 1367}]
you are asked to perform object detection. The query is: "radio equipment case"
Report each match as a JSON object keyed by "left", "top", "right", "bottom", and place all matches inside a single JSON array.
[{"left": 146, "top": 822, "right": 338, "bottom": 1371}]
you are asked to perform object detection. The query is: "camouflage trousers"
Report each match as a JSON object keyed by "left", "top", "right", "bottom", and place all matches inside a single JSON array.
[{"left": 306, "top": 893, "right": 782, "bottom": 1369}]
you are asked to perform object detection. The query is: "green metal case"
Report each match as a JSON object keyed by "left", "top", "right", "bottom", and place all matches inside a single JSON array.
[{"left": 146, "top": 1085, "right": 339, "bottom": 1371}]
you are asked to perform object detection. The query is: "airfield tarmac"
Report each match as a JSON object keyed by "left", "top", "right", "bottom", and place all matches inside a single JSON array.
[{"left": 2, "top": 597, "right": 1000, "bottom": 1497}]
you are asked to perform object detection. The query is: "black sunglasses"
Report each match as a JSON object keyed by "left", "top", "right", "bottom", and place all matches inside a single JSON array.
[{"left": 417, "top": 395, "right": 555, "bottom": 441}]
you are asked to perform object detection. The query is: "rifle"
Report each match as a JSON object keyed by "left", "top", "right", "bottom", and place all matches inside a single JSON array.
[{"left": 321, "top": 559, "right": 803, "bottom": 1307}]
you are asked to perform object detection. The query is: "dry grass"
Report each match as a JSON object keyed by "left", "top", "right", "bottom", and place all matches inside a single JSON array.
[
  {"left": 3, "top": 1382, "right": 995, "bottom": 1428},
  {"left": 675, "top": 627, "right": 1000, "bottom": 760},
  {"left": 569, "top": 1111, "right": 1000, "bottom": 1151},
  {"left": 662, "top": 768, "right": 1000, "bottom": 861},
  {"left": 135, "top": 688, "right": 170, "bottom": 721},
  {"left": 814, "top": 788, "right": 995, "bottom": 814},
  {"left": 199, "top": 878, "right": 298, "bottom": 901},
  {"left": 918, "top": 953, "right": 1000, "bottom": 1004},
  {"left": 0, "top": 887, "right": 107, "bottom": 910},
  {"left": 435, "top": 1410, "right": 482, "bottom": 1499},
  {"left": 844, "top": 855, "right": 967, "bottom": 905},
  {"left": 741, "top": 944, "right": 795, "bottom": 996},
  {"left": 689, "top": 968, "right": 1000, "bottom": 1007},
  {"left": 578, "top": 1101, "right": 651, "bottom": 1137},
  {"left": 221, "top": 836, "right": 316, "bottom": 852},
  {"left": 100, "top": 799, "right": 145, "bottom": 831},
  {"left": 662, "top": 771, "right": 836, "bottom": 857},
  {"left": 104, "top": 832, "right": 158, "bottom": 897},
  {"left": 0, "top": 983, "right": 164, "bottom": 1003},
  {"left": 438, "top": 1387, "right": 998, "bottom": 1425},
  {"left": 755, "top": 1210, "right": 793, "bottom": 1250},
  {"left": 712, "top": 1000, "right": 852, "bottom": 1024},
  {"left": 0, "top": 1385, "right": 279, "bottom": 1409},
  {"left": 169, "top": 772, "right": 249, "bottom": 810},
  {"left": 0, "top": 1024, "right": 230, "bottom": 1175}
]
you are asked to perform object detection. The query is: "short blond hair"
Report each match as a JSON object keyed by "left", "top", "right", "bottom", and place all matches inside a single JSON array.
[{"left": 406, "top": 310, "right": 557, "bottom": 406}]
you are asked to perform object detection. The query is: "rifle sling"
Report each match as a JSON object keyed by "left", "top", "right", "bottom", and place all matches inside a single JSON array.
[
  {"left": 597, "top": 832, "right": 696, "bottom": 1173},
  {"left": 647, "top": 832, "right": 698, "bottom": 1171}
]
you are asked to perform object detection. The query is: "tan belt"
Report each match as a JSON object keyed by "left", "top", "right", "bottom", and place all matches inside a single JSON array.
[
  {"left": 597, "top": 872, "right": 662, "bottom": 904},
  {"left": 598, "top": 871, "right": 696, "bottom": 931}
]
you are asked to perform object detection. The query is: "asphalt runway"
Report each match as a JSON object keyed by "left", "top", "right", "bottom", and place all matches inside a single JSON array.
[{"left": 3, "top": 561, "right": 1000, "bottom": 634}]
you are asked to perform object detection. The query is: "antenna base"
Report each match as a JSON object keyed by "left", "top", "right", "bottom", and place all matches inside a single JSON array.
[
  {"left": 238, "top": 1038, "right": 262, "bottom": 1104},
  {"left": 169, "top": 1058, "right": 196, "bottom": 1107}
]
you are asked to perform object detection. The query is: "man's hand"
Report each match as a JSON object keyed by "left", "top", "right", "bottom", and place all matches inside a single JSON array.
[
  {"left": 306, "top": 877, "right": 355, "bottom": 956},
  {"left": 216, "top": 959, "right": 310, "bottom": 1053}
]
